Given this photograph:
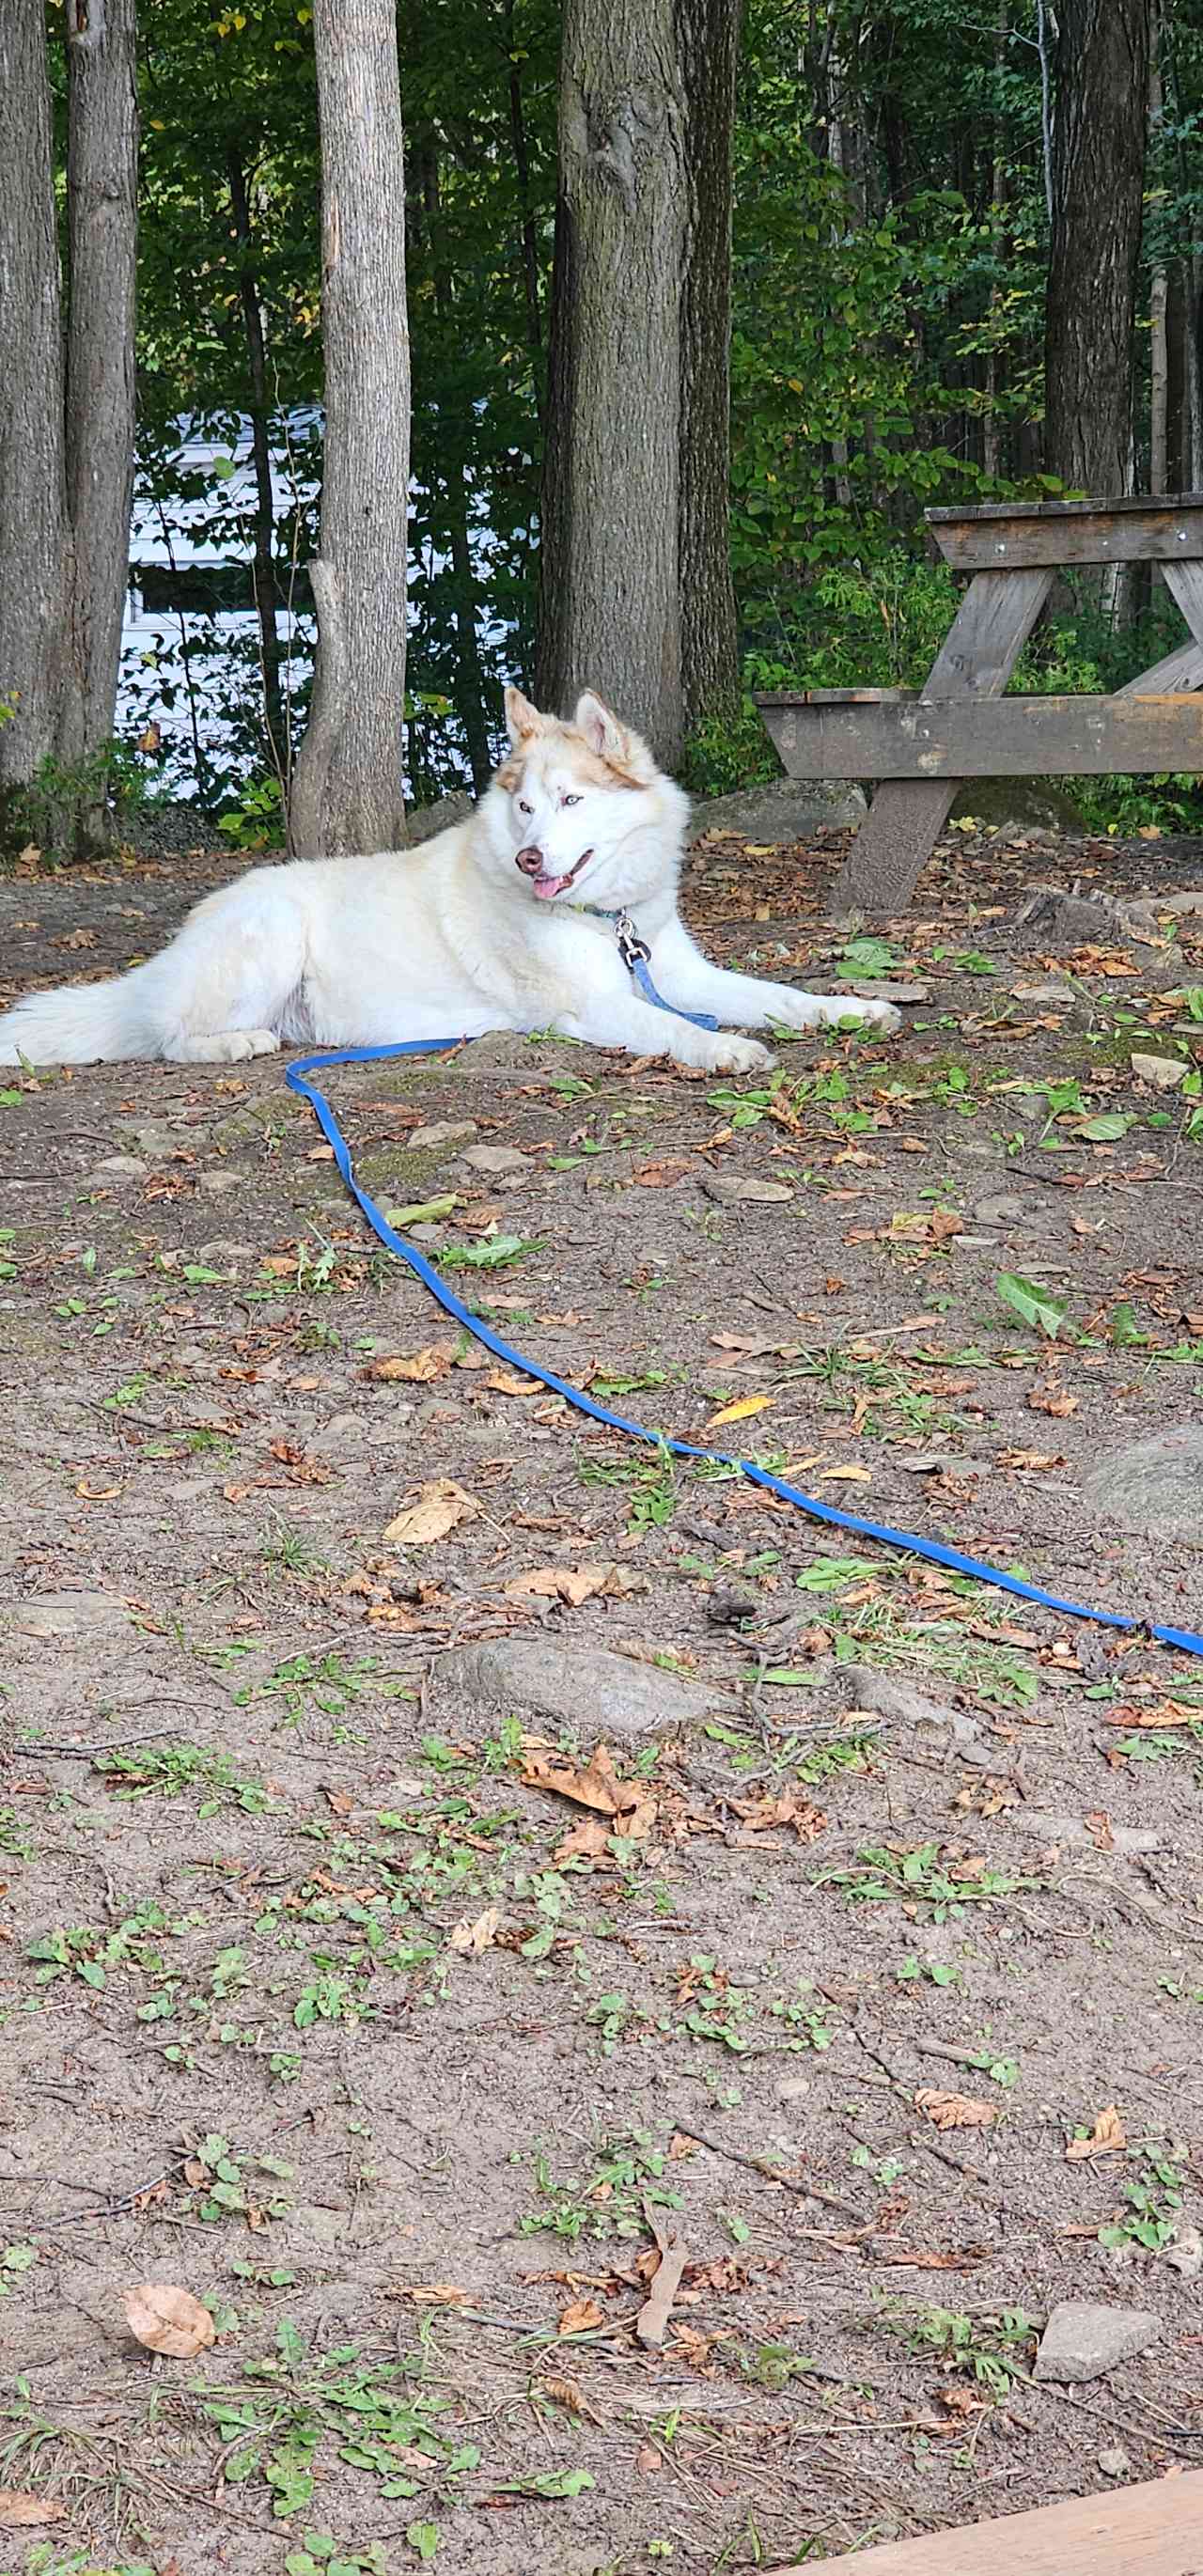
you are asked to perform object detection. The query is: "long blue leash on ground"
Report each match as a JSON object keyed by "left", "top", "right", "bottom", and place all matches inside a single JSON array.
[{"left": 284, "top": 1034, "right": 1203, "bottom": 1665}]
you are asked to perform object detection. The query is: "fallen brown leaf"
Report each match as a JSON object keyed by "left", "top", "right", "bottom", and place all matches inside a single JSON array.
[
  {"left": 448, "top": 1904, "right": 501, "bottom": 1956},
  {"left": 504, "top": 1563, "right": 614, "bottom": 1607},
  {"left": 0, "top": 2491, "right": 66, "bottom": 2528},
  {"left": 121, "top": 2282, "right": 215, "bottom": 2358},
  {"left": 367, "top": 1342, "right": 457, "bottom": 1382},
  {"left": 1066, "top": 2103, "right": 1127, "bottom": 2161},
  {"left": 322, "top": 1786, "right": 354, "bottom": 1818},
  {"left": 558, "top": 2297, "right": 604, "bottom": 2335},
  {"left": 634, "top": 2225, "right": 691, "bottom": 2349},
  {"left": 388, "top": 2282, "right": 470, "bottom": 2306},
  {"left": 552, "top": 1816, "right": 612, "bottom": 1866},
  {"left": 914, "top": 2088, "right": 997, "bottom": 2132},
  {"left": 383, "top": 1477, "right": 477, "bottom": 1546},
  {"left": 522, "top": 1742, "right": 657, "bottom": 1840},
  {"left": 484, "top": 1367, "right": 541, "bottom": 1397},
  {"left": 730, "top": 1789, "right": 828, "bottom": 1843}
]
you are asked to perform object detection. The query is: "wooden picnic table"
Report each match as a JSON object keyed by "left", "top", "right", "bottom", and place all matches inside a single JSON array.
[{"left": 756, "top": 494, "right": 1203, "bottom": 919}]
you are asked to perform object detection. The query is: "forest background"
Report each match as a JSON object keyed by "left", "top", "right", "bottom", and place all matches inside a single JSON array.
[{"left": 0, "top": 0, "right": 1195, "bottom": 854}]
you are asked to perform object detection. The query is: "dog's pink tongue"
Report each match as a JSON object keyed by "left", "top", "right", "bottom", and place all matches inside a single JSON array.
[{"left": 533, "top": 873, "right": 571, "bottom": 900}]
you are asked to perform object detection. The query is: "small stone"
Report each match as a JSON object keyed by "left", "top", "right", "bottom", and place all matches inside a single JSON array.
[
  {"left": 409, "top": 1119, "right": 477, "bottom": 1151},
  {"left": 973, "top": 1192, "right": 1033, "bottom": 1226},
  {"left": 88, "top": 1154, "right": 147, "bottom": 1180},
  {"left": 1132, "top": 1051, "right": 1187, "bottom": 1090},
  {"left": 1098, "top": 2446, "right": 1133, "bottom": 2479},
  {"left": 197, "top": 1168, "right": 243, "bottom": 1195},
  {"left": 1033, "top": 2302, "right": 1162, "bottom": 2384},
  {"left": 841, "top": 980, "right": 931, "bottom": 1006},
  {"left": 1084, "top": 1427, "right": 1203, "bottom": 1535},
  {"left": 437, "top": 1639, "right": 730, "bottom": 1736},
  {"left": 701, "top": 1173, "right": 793, "bottom": 1205},
  {"left": 461, "top": 1144, "right": 533, "bottom": 1177},
  {"left": 1165, "top": 2222, "right": 1203, "bottom": 2279},
  {"left": 7, "top": 1590, "right": 131, "bottom": 1639},
  {"left": 689, "top": 776, "right": 867, "bottom": 842}
]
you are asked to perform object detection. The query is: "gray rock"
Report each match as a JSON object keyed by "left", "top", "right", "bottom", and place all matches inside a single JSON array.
[
  {"left": 973, "top": 1192, "right": 1034, "bottom": 1226},
  {"left": 461, "top": 1145, "right": 533, "bottom": 1177},
  {"left": 88, "top": 1154, "right": 148, "bottom": 1181},
  {"left": 950, "top": 776, "right": 1086, "bottom": 835},
  {"left": 410, "top": 1119, "right": 477, "bottom": 1151},
  {"left": 690, "top": 776, "right": 867, "bottom": 844},
  {"left": 197, "top": 1167, "right": 243, "bottom": 1195},
  {"left": 1165, "top": 2223, "right": 1203, "bottom": 2280},
  {"left": 1083, "top": 1427, "right": 1203, "bottom": 1534},
  {"left": 438, "top": 1638, "right": 732, "bottom": 1735},
  {"left": 1034, "top": 2302, "right": 1162, "bottom": 2384},
  {"left": 5, "top": 1590, "right": 132, "bottom": 1639},
  {"left": 1098, "top": 2446, "right": 1133, "bottom": 2479},
  {"left": 1008, "top": 1808, "right": 1161, "bottom": 1855},
  {"left": 406, "top": 790, "right": 474, "bottom": 845}
]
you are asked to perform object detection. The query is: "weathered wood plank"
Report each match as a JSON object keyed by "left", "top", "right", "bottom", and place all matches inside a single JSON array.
[
  {"left": 1163, "top": 556, "right": 1203, "bottom": 651},
  {"left": 762, "top": 2469, "right": 1203, "bottom": 2576},
  {"left": 758, "top": 690, "right": 1203, "bottom": 779},
  {"left": 1117, "top": 634, "right": 1203, "bottom": 695},
  {"left": 928, "top": 492, "right": 1203, "bottom": 521},
  {"left": 929, "top": 501, "right": 1203, "bottom": 570},
  {"left": 820, "top": 568, "right": 1052, "bottom": 918}
]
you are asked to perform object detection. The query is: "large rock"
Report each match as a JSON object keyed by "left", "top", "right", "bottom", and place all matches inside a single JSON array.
[
  {"left": 950, "top": 776, "right": 1087, "bottom": 835},
  {"left": 438, "top": 1639, "right": 731, "bottom": 1736},
  {"left": 5, "top": 1590, "right": 133, "bottom": 1639},
  {"left": 1083, "top": 1428, "right": 1203, "bottom": 1535},
  {"left": 1034, "top": 2302, "right": 1162, "bottom": 2385},
  {"left": 690, "top": 776, "right": 867, "bottom": 844}
]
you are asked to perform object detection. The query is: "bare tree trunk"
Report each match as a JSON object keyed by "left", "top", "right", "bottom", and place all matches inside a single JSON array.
[
  {"left": 1044, "top": 0, "right": 1151, "bottom": 498},
  {"left": 536, "top": 0, "right": 689, "bottom": 762},
  {"left": 0, "top": 0, "right": 70, "bottom": 798},
  {"left": 504, "top": 0, "right": 544, "bottom": 414},
  {"left": 227, "top": 152, "right": 289, "bottom": 787},
  {"left": 61, "top": 0, "right": 139, "bottom": 850},
  {"left": 678, "top": 0, "right": 742, "bottom": 734},
  {"left": 983, "top": 0, "right": 1008, "bottom": 483},
  {"left": 290, "top": 0, "right": 410, "bottom": 857}
]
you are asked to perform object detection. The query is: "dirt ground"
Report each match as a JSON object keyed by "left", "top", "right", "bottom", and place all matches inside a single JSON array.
[{"left": 2, "top": 812, "right": 1203, "bottom": 2576}]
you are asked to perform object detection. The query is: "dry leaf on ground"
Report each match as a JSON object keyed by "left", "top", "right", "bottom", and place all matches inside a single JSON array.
[
  {"left": 448, "top": 1904, "right": 501, "bottom": 1955},
  {"left": 122, "top": 2282, "right": 215, "bottom": 2357},
  {"left": 558, "top": 2297, "right": 604, "bottom": 2335},
  {"left": 1065, "top": 2103, "right": 1127, "bottom": 2160},
  {"left": 635, "top": 2214, "right": 691, "bottom": 2349},
  {"left": 730, "top": 1789, "right": 828, "bottom": 1842},
  {"left": 485, "top": 1367, "right": 541, "bottom": 1397},
  {"left": 388, "top": 2282, "right": 469, "bottom": 2306},
  {"left": 0, "top": 2492, "right": 66, "bottom": 2528},
  {"left": 704, "top": 1391, "right": 774, "bottom": 1430},
  {"left": 914, "top": 2087, "right": 998, "bottom": 2131},
  {"left": 383, "top": 1478, "right": 477, "bottom": 1545},
  {"left": 367, "top": 1342, "right": 457, "bottom": 1382},
  {"left": 504, "top": 1563, "right": 615, "bottom": 1606},
  {"left": 522, "top": 1742, "right": 657, "bottom": 1840}
]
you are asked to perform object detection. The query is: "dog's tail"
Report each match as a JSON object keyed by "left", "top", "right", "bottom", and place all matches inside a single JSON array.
[{"left": 0, "top": 969, "right": 154, "bottom": 1067}]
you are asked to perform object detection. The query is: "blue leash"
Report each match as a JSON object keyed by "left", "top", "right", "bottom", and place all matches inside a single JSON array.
[{"left": 283, "top": 1032, "right": 1203, "bottom": 1667}]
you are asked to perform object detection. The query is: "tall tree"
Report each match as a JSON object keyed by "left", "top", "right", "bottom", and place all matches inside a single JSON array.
[
  {"left": 1044, "top": 0, "right": 1152, "bottom": 496},
  {"left": 289, "top": 0, "right": 410, "bottom": 856},
  {"left": 536, "top": 0, "right": 741, "bottom": 768},
  {"left": 0, "top": 0, "right": 138, "bottom": 848}
]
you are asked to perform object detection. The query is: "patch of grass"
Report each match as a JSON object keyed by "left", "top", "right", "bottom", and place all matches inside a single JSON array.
[
  {"left": 234, "top": 1652, "right": 414, "bottom": 1730},
  {"left": 202, "top": 2317, "right": 477, "bottom": 2517},
  {"left": 820, "top": 1843, "right": 1041, "bottom": 1920},
  {"left": 94, "top": 1741, "right": 271, "bottom": 1816},
  {"left": 1098, "top": 2146, "right": 1185, "bottom": 2250},
  {"left": 889, "top": 2302, "right": 1035, "bottom": 2397},
  {"left": 519, "top": 2132, "right": 682, "bottom": 2243}
]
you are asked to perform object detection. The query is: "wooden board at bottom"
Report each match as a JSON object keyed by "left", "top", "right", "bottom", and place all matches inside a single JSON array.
[{"left": 763, "top": 2473, "right": 1203, "bottom": 2576}]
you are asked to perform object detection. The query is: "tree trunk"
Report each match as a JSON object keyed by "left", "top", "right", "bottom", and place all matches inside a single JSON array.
[
  {"left": 982, "top": 0, "right": 1008, "bottom": 483},
  {"left": 1043, "top": 0, "right": 1151, "bottom": 498},
  {"left": 504, "top": 0, "right": 544, "bottom": 411},
  {"left": 227, "top": 151, "right": 289, "bottom": 788},
  {"left": 0, "top": 0, "right": 70, "bottom": 799},
  {"left": 289, "top": 0, "right": 410, "bottom": 857},
  {"left": 677, "top": 0, "right": 742, "bottom": 733},
  {"left": 61, "top": 0, "right": 139, "bottom": 850},
  {"left": 536, "top": 0, "right": 689, "bottom": 763}
]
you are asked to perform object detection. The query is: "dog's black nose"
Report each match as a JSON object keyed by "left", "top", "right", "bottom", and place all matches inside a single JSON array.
[{"left": 515, "top": 845, "right": 544, "bottom": 876}]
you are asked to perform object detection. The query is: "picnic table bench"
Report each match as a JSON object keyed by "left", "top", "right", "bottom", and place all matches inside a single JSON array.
[{"left": 756, "top": 494, "right": 1203, "bottom": 918}]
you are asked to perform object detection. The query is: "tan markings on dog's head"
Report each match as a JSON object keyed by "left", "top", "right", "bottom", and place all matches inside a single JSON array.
[
  {"left": 570, "top": 689, "right": 655, "bottom": 789},
  {"left": 504, "top": 684, "right": 546, "bottom": 747},
  {"left": 495, "top": 751, "right": 525, "bottom": 791}
]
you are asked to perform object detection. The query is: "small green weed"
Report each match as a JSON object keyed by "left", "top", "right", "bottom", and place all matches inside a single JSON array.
[
  {"left": 893, "top": 2303, "right": 1034, "bottom": 2397},
  {"left": 94, "top": 1741, "right": 270, "bottom": 1816},
  {"left": 820, "top": 1844, "right": 1041, "bottom": 1920},
  {"left": 519, "top": 2134, "right": 682, "bottom": 2243}
]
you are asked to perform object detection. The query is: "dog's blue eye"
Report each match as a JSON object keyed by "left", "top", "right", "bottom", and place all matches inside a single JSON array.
[{"left": 563, "top": 793, "right": 582, "bottom": 808}]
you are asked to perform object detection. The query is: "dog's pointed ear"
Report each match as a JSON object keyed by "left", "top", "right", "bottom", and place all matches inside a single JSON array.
[
  {"left": 504, "top": 685, "right": 546, "bottom": 746},
  {"left": 573, "top": 691, "right": 630, "bottom": 764}
]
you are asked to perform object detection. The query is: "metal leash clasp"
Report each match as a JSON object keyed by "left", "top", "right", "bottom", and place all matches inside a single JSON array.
[{"left": 615, "top": 910, "right": 650, "bottom": 970}]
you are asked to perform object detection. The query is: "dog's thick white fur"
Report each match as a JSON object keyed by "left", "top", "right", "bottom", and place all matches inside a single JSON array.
[{"left": 0, "top": 688, "right": 898, "bottom": 1075}]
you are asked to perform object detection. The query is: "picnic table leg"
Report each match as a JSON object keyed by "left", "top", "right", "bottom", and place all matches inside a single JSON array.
[
  {"left": 1162, "top": 558, "right": 1203, "bottom": 659},
  {"left": 827, "top": 567, "right": 1055, "bottom": 920}
]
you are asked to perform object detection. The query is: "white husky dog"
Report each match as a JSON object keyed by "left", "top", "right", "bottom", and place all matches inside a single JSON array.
[{"left": 0, "top": 688, "right": 898, "bottom": 1075}]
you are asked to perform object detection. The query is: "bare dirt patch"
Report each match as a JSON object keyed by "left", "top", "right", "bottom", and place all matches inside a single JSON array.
[{"left": 2, "top": 818, "right": 1203, "bottom": 2575}]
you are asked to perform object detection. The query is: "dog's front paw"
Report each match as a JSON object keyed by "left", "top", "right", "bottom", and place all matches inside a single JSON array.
[
  {"left": 851, "top": 999, "right": 902, "bottom": 1035},
  {"left": 683, "top": 1032, "right": 776, "bottom": 1077}
]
